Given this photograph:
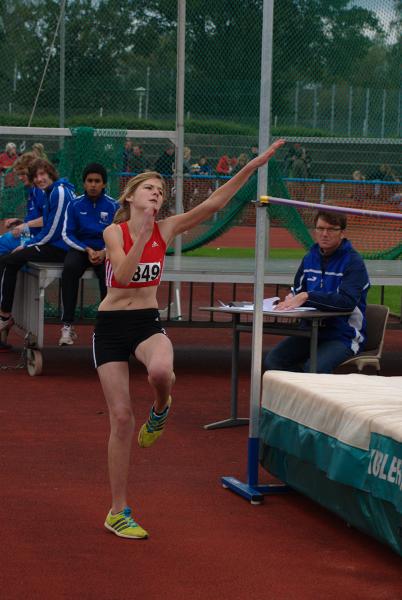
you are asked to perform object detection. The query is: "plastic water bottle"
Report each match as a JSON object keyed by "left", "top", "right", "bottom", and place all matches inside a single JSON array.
[{"left": 20, "top": 225, "right": 31, "bottom": 246}]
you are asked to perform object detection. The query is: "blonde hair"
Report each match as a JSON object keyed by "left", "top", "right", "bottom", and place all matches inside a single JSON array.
[
  {"left": 237, "top": 153, "right": 248, "bottom": 166},
  {"left": 13, "top": 152, "right": 37, "bottom": 173},
  {"left": 32, "top": 143, "right": 48, "bottom": 159},
  {"left": 114, "top": 171, "right": 166, "bottom": 224}
]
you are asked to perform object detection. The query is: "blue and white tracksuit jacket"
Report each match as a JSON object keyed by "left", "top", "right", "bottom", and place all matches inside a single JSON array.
[
  {"left": 25, "top": 178, "right": 76, "bottom": 251},
  {"left": 24, "top": 186, "right": 46, "bottom": 235},
  {"left": 62, "top": 192, "right": 118, "bottom": 252},
  {"left": 293, "top": 239, "right": 370, "bottom": 354}
]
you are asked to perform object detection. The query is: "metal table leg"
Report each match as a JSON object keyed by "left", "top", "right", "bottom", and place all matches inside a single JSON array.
[{"left": 204, "top": 314, "right": 249, "bottom": 430}]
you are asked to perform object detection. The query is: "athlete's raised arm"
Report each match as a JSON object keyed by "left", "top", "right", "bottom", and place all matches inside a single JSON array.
[{"left": 159, "top": 138, "right": 285, "bottom": 243}]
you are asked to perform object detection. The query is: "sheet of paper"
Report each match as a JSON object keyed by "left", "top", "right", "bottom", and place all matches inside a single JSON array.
[
  {"left": 217, "top": 298, "right": 316, "bottom": 312},
  {"left": 272, "top": 306, "right": 317, "bottom": 312}
]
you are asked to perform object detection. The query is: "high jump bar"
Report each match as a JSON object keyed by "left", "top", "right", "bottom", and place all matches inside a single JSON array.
[{"left": 259, "top": 195, "right": 402, "bottom": 220}]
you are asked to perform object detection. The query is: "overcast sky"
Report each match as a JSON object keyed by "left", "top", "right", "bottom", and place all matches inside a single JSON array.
[{"left": 349, "top": 0, "right": 398, "bottom": 40}]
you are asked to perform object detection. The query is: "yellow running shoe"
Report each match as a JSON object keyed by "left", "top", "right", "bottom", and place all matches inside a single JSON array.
[
  {"left": 104, "top": 507, "right": 148, "bottom": 539},
  {"left": 138, "top": 396, "right": 172, "bottom": 448}
]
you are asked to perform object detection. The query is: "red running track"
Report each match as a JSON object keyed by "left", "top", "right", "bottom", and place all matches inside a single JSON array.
[{"left": 1, "top": 325, "right": 402, "bottom": 599}]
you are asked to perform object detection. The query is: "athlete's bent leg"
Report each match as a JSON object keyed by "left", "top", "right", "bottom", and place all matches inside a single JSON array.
[{"left": 135, "top": 333, "right": 175, "bottom": 412}]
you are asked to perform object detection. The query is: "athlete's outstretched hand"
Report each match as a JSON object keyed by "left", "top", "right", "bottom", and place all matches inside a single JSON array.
[{"left": 248, "top": 139, "right": 286, "bottom": 170}]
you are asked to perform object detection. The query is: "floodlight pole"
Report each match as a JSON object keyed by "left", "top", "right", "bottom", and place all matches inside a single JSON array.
[
  {"left": 222, "top": 0, "right": 287, "bottom": 503},
  {"left": 172, "top": 0, "right": 186, "bottom": 319},
  {"left": 59, "top": 0, "right": 66, "bottom": 129}
]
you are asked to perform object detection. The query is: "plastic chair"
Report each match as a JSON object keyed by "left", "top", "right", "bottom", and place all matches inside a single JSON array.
[{"left": 339, "top": 304, "right": 389, "bottom": 374}]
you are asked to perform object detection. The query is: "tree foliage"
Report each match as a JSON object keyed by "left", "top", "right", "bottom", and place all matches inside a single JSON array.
[{"left": 0, "top": 0, "right": 399, "bottom": 123}]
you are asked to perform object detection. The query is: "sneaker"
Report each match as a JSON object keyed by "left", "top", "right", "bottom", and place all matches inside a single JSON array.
[
  {"left": 138, "top": 396, "right": 172, "bottom": 448},
  {"left": 58, "top": 324, "right": 78, "bottom": 346},
  {"left": 104, "top": 507, "right": 148, "bottom": 539},
  {"left": 0, "top": 316, "right": 14, "bottom": 333}
]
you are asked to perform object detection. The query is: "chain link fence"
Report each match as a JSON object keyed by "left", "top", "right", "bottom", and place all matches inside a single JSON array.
[
  {"left": 1, "top": 1, "right": 400, "bottom": 136},
  {"left": 0, "top": 0, "right": 401, "bottom": 243}
]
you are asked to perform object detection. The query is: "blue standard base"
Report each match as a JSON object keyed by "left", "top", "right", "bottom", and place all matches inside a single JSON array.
[
  {"left": 221, "top": 437, "right": 288, "bottom": 504},
  {"left": 221, "top": 476, "right": 288, "bottom": 504}
]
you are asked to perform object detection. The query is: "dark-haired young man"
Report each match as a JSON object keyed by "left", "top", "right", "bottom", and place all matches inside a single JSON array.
[
  {"left": 0, "top": 159, "right": 75, "bottom": 334},
  {"left": 59, "top": 163, "right": 118, "bottom": 346},
  {"left": 264, "top": 210, "right": 370, "bottom": 374}
]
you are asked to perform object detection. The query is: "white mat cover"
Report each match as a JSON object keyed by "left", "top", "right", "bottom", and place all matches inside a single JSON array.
[{"left": 262, "top": 372, "right": 402, "bottom": 451}]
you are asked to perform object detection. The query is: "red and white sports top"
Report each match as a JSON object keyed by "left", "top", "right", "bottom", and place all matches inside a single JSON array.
[{"left": 105, "top": 221, "right": 166, "bottom": 288}]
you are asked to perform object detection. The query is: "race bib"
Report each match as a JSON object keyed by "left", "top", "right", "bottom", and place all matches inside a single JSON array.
[{"left": 131, "top": 262, "right": 161, "bottom": 283}]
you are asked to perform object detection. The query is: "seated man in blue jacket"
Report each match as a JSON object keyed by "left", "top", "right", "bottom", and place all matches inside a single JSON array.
[
  {"left": 264, "top": 210, "right": 370, "bottom": 374},
  {"left": 59, "top": 163, "right": 118, "bottom": 346},
  {"left": 0, "top": 159, "right": 75, "bottom": 334}
]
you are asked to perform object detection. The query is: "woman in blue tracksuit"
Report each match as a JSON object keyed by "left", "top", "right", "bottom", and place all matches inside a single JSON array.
[
  {"left": 59, "top": 163, "right": 118, "bottom": 346},
  {"left": 6, "top": 152, "right": 46, "bottom": 236},
  {"left": 264, "top": 210, "right": 370, "bottom": 373},
  {"left": 0, "top": 159, "right": 75, "bottom": 334}
]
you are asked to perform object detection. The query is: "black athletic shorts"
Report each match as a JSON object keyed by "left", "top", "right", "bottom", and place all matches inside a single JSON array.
[{"left": 92, "top": 308, "right": 167, "bottom": 368}]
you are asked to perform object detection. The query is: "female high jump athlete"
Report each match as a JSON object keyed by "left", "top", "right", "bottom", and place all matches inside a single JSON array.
[{"left": 94, "top": 138, "right": 285, "bottom": 539}]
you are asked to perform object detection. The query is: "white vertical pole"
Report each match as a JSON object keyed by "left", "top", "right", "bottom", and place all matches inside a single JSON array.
[
  {"left": 363, "top": 88, "right": 370, "bottom": 137},
  {"left": 294, "top": 80, "right": 299, "bottom": 127},
  {"left": 313, "top": 86, "right": 318, "bottom": 129},
  {"left": 381, "top": 89, "right": 386, "bottom": 138},
  {"left": 330, "top": 83, "right": 336, "bottom": 133},
  {"left": 173, "top": 0, "right": 186, "bottom": 318},
  {"left": 247, "top": 0, "right": 274, "bottom": 484},
  {"left": 59, "top": 0, "right": 66, "bottom": 129},
  {"left": 348, "top": 85, "right": 353, "bottom": 137},
  {"left": 145, "top": 66, "right": 150, "bottom": 120}
]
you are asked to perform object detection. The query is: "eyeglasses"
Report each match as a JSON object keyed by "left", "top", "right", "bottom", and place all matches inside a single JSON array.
[{"left": 315, "top": 226, "right": 342, "bottom": 234}]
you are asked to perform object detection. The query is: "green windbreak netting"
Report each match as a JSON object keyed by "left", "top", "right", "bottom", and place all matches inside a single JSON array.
[
  {"left": 67, "top": 128, "right": 315, "bottom": 254},
  {"left": 1, "top": 126, "right": 400, "bottom": 259}
]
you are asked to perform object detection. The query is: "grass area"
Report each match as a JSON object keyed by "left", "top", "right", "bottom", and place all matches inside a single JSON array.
[
  {"left": 368, "top": 287, "right": 401, "bottom": 317},
  {"left": 186, "top": 246, "right": 401, "bottom": 316}
]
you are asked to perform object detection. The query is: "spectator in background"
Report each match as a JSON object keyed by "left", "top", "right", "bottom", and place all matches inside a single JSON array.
[
  {"left": 352, "top": 170, "right": 365, "bottom": 181},
  {"left": 284, "top": 143, "right": 312, "bottom": 177},
  {"left": 131, "top": 144, "right": 150, "bottom": 174},
  {"left": 197, "top": 156, "right": 213, "bottom": 176},
  {"left": 0, "top": 158, "right": 76, "bottom": 336},
  {"left": 378, "top": 164, "right": 399, "bottom": 182},
  {"left": 367, "top": 163, "right": 400, "bottom": 201},
  {"left": 250, "top": 144, "right": 259, "bottom": 159},
  {"left": 154, "top": 145, "right": 175, "bottom": 177},
  {"left": 367, "top": 164, "right": 399, "bottom": 182},
  {"left": 350, "top": 170, "right": 367, "bottom": 203},
  {"left": 215, "top": 153, "right": 232, "bottom": 176},
  {"left": 0, "top": 143, "right": 18, "bottom": 187},
  {"left": 59, "top": 163, "right": 118, "bottom": 346},
  {"left": 10, "top": 152, "right": 46, "bottom": 236},
  {"left": 231, "top": 153, "right": 249, "bottom": 175},
  {"left": 31, "top": 143, "right": 48, "bottom": 160},
  {"left": 0, "top": 218, "right": 24, "bottom": 256},
  {"left": 289, "top": 148, "right": 308, "bottom": 179},
  {"left": 122, "top": 138, "right": 133, "bottom": 172},
  {"left": 0, "top": 219, "right": 24, "bottom": 352},
  {"left": 183, "top": 146, "right": 192, "bottom": 174}
]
